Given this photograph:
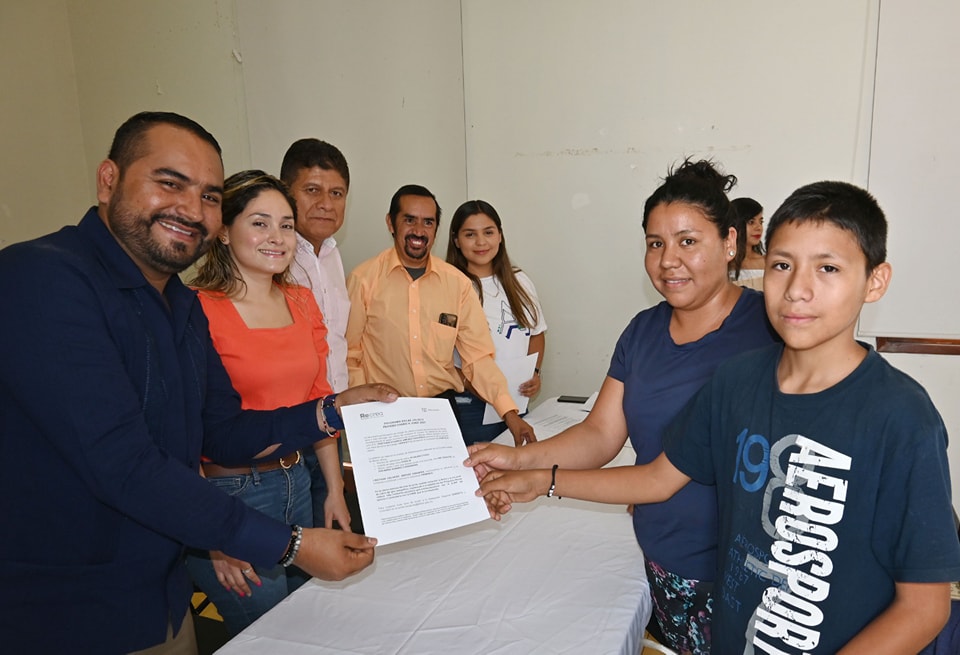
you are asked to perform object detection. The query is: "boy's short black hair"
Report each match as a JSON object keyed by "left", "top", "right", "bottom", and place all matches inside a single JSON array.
[
  {"left": 766, "top": 181, "right": 887, "bottom": 271},
  {"left": 280, "top": 138, "right": 350, "bottom": 188}
]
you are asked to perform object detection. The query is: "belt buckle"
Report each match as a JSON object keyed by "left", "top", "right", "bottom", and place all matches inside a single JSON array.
[{"left": 280, "top": 451, "right": 302, "bottom": 469}]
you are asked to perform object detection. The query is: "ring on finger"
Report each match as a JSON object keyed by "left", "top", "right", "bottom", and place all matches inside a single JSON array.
[{"left": 242, "top": 567, "right": 253, "bottom": 574}]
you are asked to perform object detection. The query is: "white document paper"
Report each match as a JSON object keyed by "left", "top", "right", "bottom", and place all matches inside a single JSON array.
[
  {"left": 341, "top": 398, "right": 490, "bottom": 546},
  {"left": 482, "top": 353, "right": 538, "bottom": 425},
  {"left": 525, "top": 412, "right": 583, "bottom": 438}
]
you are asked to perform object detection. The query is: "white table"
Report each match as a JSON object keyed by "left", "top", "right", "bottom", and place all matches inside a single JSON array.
[{"left": 217, "top": 398, "right": 649, "bottom": 655}]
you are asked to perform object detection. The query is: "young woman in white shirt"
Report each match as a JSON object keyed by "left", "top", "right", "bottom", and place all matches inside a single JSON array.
[{"left": 446, "top": 200, "right": 547, "bottom": 445}]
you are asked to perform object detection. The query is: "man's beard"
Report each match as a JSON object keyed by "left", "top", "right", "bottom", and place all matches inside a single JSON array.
[
  {"left": 107, "top": 194, "right": 211, "bottom": 275},
  {"left": 403, "top": 234, "right": 429, "bottom": 262}
]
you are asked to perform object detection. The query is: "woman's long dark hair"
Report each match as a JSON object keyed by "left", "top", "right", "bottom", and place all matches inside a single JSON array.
[{"left": 446, "top": 200, "right": 539, "bottom": 330}]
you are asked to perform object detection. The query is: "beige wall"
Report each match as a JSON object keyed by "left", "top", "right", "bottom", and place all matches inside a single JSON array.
[
  {"left": 66, "top": 0, "right": 251, "bottom": 180},
  {"left": 0, "top": 0, "right": 88, "bottom": 246},
  {"left": 459, "top": 0, "right": 879, "bottom": 391},
  {"left": 236, "top": 0, "right": 468, "bottom": 272},
  {"left": 1, "top": 0, "right": 250, "bottom": 244}
]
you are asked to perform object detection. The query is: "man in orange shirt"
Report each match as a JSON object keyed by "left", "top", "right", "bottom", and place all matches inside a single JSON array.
[{"left": 346, "top": 184, "right": 536, "bottom": 446}]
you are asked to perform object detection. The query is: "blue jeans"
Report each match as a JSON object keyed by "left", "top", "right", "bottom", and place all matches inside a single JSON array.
[
  {"left": 185, "top": 459, "right": 312, "bottom": 636},
  {"left": 452, "top": 391, "right": 510, "bottom": 445},
  {"left": 301, "top": 448, "right": 332, "bottom": 529}
]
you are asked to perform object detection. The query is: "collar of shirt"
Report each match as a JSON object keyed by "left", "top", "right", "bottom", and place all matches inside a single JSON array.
[
  {"left": 296, "top": 232, "right": 338, "bottom": 260},
  {"left": 383, "top": 245, "right": 438, "bottom": 280},
  {"left": 78, "top": 207, "right": 200, "bottom": 340},
  {"left": 79, "top": 207, "right": 150, "bottom": 290}
]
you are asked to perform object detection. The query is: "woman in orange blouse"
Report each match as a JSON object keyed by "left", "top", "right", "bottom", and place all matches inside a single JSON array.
[{"left": 185, "top": 170, "right": 349, "bottom": 635}]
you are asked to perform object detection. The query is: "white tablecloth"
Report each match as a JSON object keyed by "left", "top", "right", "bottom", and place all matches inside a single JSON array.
[{"left": 217, "top": 398, "right": 650, "bottom": 655}]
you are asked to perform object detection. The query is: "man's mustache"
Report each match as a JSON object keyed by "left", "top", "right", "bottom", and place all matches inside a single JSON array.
[{"left": 151, "top": 213, "right": 209, "bottom": 238}]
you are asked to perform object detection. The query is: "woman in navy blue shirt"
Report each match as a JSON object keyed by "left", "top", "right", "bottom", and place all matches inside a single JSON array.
[{"left": 466, "top": 160, "right": 778, "bottom": 654}]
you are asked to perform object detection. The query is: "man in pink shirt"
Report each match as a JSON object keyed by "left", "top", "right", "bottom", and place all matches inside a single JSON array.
[{"left": 281, "top": 139, "right": 352, "bottom": 528}]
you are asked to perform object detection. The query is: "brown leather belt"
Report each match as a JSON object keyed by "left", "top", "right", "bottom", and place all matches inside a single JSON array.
[{"left": 202, "top": 451, "right": 302, "bottom": 477}]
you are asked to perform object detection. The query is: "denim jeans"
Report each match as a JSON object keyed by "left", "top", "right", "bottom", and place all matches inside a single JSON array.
[
  {"left": 185, "top": 459, "right": 312, "bottom": 636},
  {"left": 301, "top": 449, "right": 330, "bottom": 528},
  {"left": 452, "top": 390, "right": 510, "bottom": 445}
]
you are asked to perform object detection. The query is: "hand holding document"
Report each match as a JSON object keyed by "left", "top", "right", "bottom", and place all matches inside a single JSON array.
[
  {"left": 342, "top": 398, "right": 490, "bottom": 546},
  {"left": 482, "top": 352, "right": 538, "bottom": 425}
]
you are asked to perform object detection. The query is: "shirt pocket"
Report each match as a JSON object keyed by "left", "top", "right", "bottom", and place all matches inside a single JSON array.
[{"left": 428, "top": 322, "right": 458, "bottom": 359}]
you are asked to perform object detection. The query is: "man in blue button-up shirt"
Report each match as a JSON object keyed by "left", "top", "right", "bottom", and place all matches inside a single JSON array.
[{"left": 0, "top": 112, "right": 396, "bottom": 654}]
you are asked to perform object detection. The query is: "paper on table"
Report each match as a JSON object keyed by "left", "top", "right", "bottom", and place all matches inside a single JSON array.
[
  {"left": 341, "top": 398, "right": 490, "bottom": 546},
  {"left": 524, "top": 413, "right": 583, "bottom": 438},
  {"left": 583, "top": 390, "right": 600, "bottom": 411},
  {"left": 481, "top": 352, "right": 538, "bottom": 425}
]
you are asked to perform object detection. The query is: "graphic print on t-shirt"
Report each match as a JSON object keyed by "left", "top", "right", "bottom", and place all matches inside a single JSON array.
[
  {"left": 724, "top": 430, "right": 851, "bottom": 654},
  {"left": 497, "top": 299, "right": 531, "bottom": 340}
]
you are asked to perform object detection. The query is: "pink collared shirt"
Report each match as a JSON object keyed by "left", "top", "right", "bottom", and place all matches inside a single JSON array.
[{"left": 292, "top": 233, "right": 350, "bottom": 392}]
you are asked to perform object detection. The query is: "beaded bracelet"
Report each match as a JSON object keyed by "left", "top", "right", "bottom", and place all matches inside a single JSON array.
[
  {"left": 279, "top": 524, "right": 304, "bottom": 568},
  {"left": 546, "top": 464, "right": 561, "bottom": 498}
]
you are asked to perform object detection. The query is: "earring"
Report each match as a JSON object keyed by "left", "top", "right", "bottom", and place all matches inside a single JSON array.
[
  {"left": 728, "top": 250, "right": 735, "bottom": 257},
  {"left": 219, "top": 236, "right": 228, "bottom": 244}
]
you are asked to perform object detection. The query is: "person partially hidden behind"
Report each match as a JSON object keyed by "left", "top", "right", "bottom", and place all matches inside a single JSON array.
[
  {"left": 0, "top": 112, "right": 397, "bottom": 654},
  {"left": 346, "top": 184, "right": 536, "bottom": 446},
  {"left": 280, "top": 138, "right": 353, "bottom": 531},
  {"left": 472, "top": 181, "right": 960, "bottom": 653},
  {"left": 728, "top": 197, "right": 766, "bottom": 291}
]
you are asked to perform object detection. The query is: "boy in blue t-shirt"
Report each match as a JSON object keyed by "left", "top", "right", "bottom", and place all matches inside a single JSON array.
[{"left": 471, "top": 181, "right": 960, "bottom": 653}]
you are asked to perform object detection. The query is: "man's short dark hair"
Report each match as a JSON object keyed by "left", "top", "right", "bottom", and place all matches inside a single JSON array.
[
  {"left": 108, "top": 111, "right": 222, "bottom": 174},
  {"left": 388, "top": 184, "right": 441, "bottom": 227},
  {"left": 766, "top": 181, "right": 887, "bottom": 271},
  {"left": 280, "top": 138, "right": 350, "bottom": 188}
]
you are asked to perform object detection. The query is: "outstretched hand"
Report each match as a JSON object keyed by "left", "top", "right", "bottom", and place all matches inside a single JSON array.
[
  {"left": 464, "top": 442, "right": 524, "bottom": 520},
  {"left": 335, "top": 383, "right": 400, "bottom": 410},
  {"left": 315, "top": 384, "right": 399, "bottom": 435},
  {"left": 476, "top": 469, "right": 551, "bottom": 519},
  {"left": 504, "top": 411, "right": 537, "bottom": 446},
  {"left": 463, "top": 442, "right": 522, "bottom": 484},
  {"left": 294, "top": 528, "right": 378, "bottom": 581}
]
